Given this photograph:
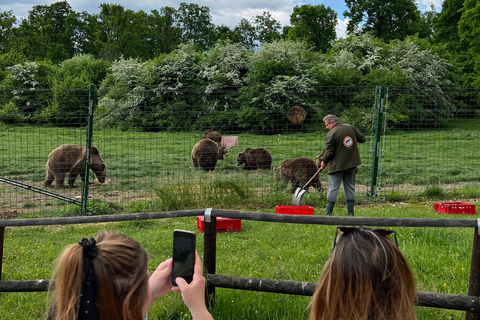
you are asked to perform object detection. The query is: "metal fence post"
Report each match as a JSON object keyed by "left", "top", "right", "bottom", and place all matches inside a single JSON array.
[
  {"left": 0, "top": 227, "right": 4, "bottom": 280},
  {"left": 466, "top": 226, "right": 480, "bottom": 320},
  {"left": 203, "top": 208, "right": 217, "bottom": 309},
  {"left": 370, "top": 86, "right": 385, "bottom": 197},
  {"left": 81, "top": 85, "right": 96, "bottom": 215}
]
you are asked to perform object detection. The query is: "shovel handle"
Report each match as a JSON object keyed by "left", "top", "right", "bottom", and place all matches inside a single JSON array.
[{"left": 300, "top": 167, "right": 324, "bottom": 189}]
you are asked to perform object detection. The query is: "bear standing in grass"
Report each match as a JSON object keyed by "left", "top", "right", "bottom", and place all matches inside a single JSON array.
[
  {"left": 201, "top": 129, "right": 222, "bottom": 143},
  {"left": 191, "top": 138, "right": 228, "bottom": 171},
  {"left": 274, "top": 157, "right": 323, "bottom": 193},
  {"left": 237, "top": 148, "right": 272, "bottom": 170},
  {"left": 44, "top": 144, "right": 107, "bottom": 188}
]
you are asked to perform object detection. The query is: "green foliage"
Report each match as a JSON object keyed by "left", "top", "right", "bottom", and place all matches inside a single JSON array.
[
  {"left": 288, "top": 4, "right": 337, "bottom": 52},
  {"left": 432, "top": 0, "right": 464, "bottom": 50},
  {"left": 344, "top": 0, "right": 431, "bottom": 42},
  {"left": 153, "top": 174, "right": 257, "bottom": 211},
  {"left": 424, "top": 184, "right": 446, "bottom": 197},
  {"left": 16, "top": 1, "right": 75, "bottom": 63},
  {"left": 176, "top": 2, "right": 215, "bottom": 51},
  {"left": 4, "top": 61, "right": 56, "bottom": 122},
  {"left": 252, "top": 11, "right": 282, "bottom": 44},
  {"left": 95, "top": 4, "right": 151, "bottom": 62},
  {"left": 0, "top": 102, "right": 29, "bottom": 124},
  {"left": 149, "top": 7, "right": 181, "bottom": 54},
  {"left": 233, "top": 18, "right": 256, "bottom": 51},
  {"left": 458, "top": 0, "right": 480, "bottom": 87},
  {"left": 0, "top": 10, "right": 17, "bottom": 54},
  {"left": 40, "top": 54, "right": 111, "bottom": 125},
  {"left": 321, "top": 34, "right": 454, "bottom": 127}
]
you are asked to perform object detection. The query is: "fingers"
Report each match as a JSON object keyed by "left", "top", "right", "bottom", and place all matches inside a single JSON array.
[
  {"left": 193, "top": 251, "right": 203, "bottom": 277},
  {"left": 175, "top": 276, "right": 187, "bottom": 289},
  {"left": 154, "top": 258, "right": 172, "bottom": 272}
]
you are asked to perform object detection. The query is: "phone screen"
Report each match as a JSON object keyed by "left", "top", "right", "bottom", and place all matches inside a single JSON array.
[{"left": 171, "top": 229, "right": 196, "bottom": 286}]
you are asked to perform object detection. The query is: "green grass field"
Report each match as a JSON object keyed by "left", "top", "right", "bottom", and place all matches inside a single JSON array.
[
  {"left": 1, "top": 202, "right": 478, "bottom": 319},
  {"left": 1, "top": 119, "right": 479, "bottom": 216},
  {"left": 1, "top": 120, "right": 480, "bottom": 319}
]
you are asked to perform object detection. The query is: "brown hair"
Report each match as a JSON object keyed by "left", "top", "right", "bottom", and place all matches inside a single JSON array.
[
  {"left": 309, "top": 228, "right": 417, "bottom": 320},
  {"left": 48, "top": 232, "right": 149, "bottom": 320}
]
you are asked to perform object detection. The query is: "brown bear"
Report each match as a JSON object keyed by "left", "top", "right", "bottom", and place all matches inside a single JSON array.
[
  {"left": 201, "top": 129, "right": 222, "bottom": 143},
  {"left": 237, "top": 148, "right": 272, "bottom": 170},
  {"left": 191, "top": 138, "right": 229, "bottom": 171},
  {"left": 44, "top": 144, "right": 107, "bottom": 188},
  {"left": 274, "top": 157, "right": 323, "bottom": 193}
]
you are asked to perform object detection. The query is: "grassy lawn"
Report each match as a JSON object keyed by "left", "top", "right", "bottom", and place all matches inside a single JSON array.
[
  {"left": 1, "top": 201, "right": 479, "bottom": 319},
  {"left": 1, "top": 120, "right": 479, "bottom": 319}
]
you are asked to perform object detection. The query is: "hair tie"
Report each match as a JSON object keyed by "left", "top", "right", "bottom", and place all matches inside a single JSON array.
[{"left": 78, "top": 238, "right": 98, "bottom": 320}]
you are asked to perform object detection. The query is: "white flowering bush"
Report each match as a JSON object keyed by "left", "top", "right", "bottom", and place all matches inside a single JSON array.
[
  {"left": 199, "top": 41, "right": 250, "bottom": 93},
  {"left": 97, "top": 57, "right": 152, "bottom": 129},
  {"left": 7, "top": 62, "right": 40, "bottom": 88},
  {"left": 4, "top": 61, "right": 55, "bottom": 121}
]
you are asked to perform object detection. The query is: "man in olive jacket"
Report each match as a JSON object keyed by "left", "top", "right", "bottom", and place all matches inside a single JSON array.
[{"left": 320, "top": 114, "right": 366, "bottom": 216}]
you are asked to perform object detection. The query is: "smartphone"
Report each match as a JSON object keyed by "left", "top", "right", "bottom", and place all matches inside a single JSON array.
[{"left": 171, "top": 229, "right": 196, "bottom": 286}]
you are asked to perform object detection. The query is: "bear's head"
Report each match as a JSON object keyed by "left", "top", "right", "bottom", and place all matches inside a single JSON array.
[{"left": 236, "top": 151, "right": 246, "bottom": 166}]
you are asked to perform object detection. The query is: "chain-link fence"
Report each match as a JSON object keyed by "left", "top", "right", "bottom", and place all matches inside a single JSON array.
[{"left": 1, "top": 86, "right": 479, "bottom": 217}]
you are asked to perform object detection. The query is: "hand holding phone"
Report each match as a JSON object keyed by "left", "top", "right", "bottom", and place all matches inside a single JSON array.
[{"left": 171, "top": 229, "right": 196, "bottom": 286}]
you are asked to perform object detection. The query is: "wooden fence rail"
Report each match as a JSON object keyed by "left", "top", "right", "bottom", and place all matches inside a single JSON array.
[{"left": 1, "top": 209, "right": 480, "bottom": 319}]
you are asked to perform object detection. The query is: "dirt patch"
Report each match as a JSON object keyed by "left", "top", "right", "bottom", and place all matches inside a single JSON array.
[{"left": 1, "top": 179, "right": 477, "bottom": 219}]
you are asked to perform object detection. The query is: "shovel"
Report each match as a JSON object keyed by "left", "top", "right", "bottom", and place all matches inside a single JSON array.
[{"left": 291, "top": 167, "right": 324, "bottom": 206}]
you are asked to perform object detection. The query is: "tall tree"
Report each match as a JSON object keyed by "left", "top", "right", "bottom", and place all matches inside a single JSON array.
[
  {"left": 175, "top": 2, "right": 214, "bottom": 51},
  {"left": 149, "top": 7, "right": 181, "bottom": 54},
  {"left": 433, "top": 0, "right": 465, "bottom": 49},
  {"left": 16, "top": 1, "right": 75, "bottom": 62},
  {"left": 344, "top": 0, "right": 428, "bottom": 42},
  {"left": 213, "top": 25, "right": 241, "bottom": 43},
  {"left": 0, "top": 10, "right": 16, "bottom": 54},
  {"left": 234, "top": 18, "right": 257, "bottom": 50},
  {"left": 253, "top": 11, "right": 282, "bottom": 44},
  {"left": 95, "top": 4, "right": 151, "bottom": 61},
  {"left": 288, "top": 4, "right": 337, "bottom": 52},
  {"left": 65, "top": 11, "right": 99, "bottom": 56},
  {"left": 458, "top": 0, "right": 480, "bottom": 86}
]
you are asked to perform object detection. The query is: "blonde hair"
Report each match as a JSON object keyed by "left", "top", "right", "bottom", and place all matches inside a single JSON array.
[
  {"left": 309, "top": 228, "right": 417, "bottom": 320},
  {"left": 48, "top": 232, "right": 149, "bottom": 320}
]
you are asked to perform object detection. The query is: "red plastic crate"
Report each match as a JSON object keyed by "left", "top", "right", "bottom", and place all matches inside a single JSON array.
[
  {"left": 197, "top": 216, "right": 241, "bottom": 233},
  {"left": 275, "top": 205, "right": 314, "bottom": 215},
  {"left": 434, "top": 202, "right": 476, "bottom": 215}
]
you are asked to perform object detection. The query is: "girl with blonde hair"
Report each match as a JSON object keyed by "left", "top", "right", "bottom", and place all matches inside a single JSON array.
[
  {"left": 47, "top": 231, "right": 213, "bottom": 320},
  {"left": 309, "top": 226, "right": 417, "bottom": 320}
]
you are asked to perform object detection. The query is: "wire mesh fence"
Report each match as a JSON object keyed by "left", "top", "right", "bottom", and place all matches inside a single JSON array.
[{"left": 0, "top": 86, "right": 479, "bottom": 217}]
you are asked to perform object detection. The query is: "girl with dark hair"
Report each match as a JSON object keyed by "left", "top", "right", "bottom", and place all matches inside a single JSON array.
[
  {"left": 47, "top": 231, "right": 213, "bottom": 320},
  {"left": 309, "top": 226, "right": 417, "bottom": 320}
]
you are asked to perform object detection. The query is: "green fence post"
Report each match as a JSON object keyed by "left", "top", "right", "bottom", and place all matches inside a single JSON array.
[
  {"left": 370, "top": 86, "right": 385, "bottom": 197},
  {"left": 81, "top": 85, "right": 96, "bottom": 215}
]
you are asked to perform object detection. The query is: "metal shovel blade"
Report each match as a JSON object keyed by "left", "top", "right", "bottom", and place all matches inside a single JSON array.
[{"left": 292, "top": 187, "right": 307, "bottom": 206}]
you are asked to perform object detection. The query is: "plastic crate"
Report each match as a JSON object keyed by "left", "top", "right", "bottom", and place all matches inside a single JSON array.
[
  {"left": 197, "top": 216, "right": 241, "bottom": 233},
  {"left": 275, "top": 205, "right": 314, "bottom": 215},
  {"left": 434, "top": 202, "right": 476, "bottom": 215}
]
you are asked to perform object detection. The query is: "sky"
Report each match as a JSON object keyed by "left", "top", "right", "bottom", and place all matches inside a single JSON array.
[{"left": 1, "top": 0, "right": 443, "bottom": 39}]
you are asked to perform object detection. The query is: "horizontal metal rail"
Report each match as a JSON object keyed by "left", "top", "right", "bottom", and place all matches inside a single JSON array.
[{"left": 0, "top": 177, "right": 81, "bottom": 206}]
